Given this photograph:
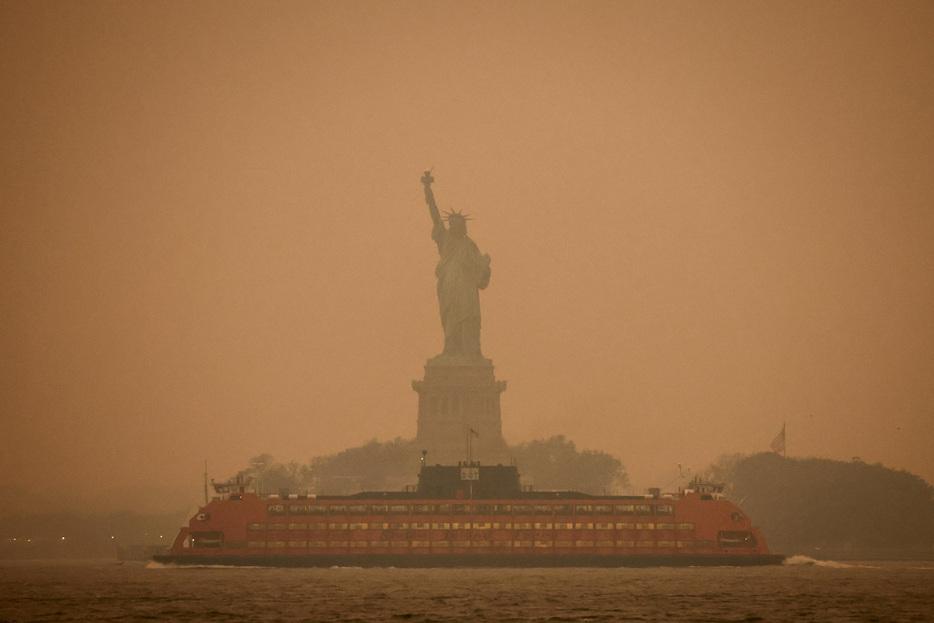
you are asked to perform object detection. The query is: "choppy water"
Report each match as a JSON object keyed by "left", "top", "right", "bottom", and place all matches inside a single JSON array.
[{"left": 0, "top": 556, "right": 932, "bottom": 622}]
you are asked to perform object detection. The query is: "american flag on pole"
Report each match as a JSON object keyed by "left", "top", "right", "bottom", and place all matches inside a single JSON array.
[{"left": 770, "top": 424, "right": 786, "bottom": 456}]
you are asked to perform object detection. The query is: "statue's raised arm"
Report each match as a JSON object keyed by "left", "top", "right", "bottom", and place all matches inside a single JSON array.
[{"left": 422, "top": 170, "right": 443, "bottom": 231}]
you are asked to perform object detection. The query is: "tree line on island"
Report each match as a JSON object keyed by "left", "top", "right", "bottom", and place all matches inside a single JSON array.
[
  {"left": 237, "top": 435, "right": 629, "bottom": 498},
  {"left": 701, "top": 451, "right": 934, "bottom": 559}
]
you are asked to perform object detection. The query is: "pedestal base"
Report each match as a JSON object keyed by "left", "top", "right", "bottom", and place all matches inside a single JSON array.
[{"left": 413, "top": 361, "right": 509, "bottom": 465}]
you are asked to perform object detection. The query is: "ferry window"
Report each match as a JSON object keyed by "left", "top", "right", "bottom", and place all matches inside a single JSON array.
[
  {"left": 513, "top": 505, "right": 533, "bottom": 515},
  {"left": 267, "top": 504, "right": 287, "bottom": 516},
  {"left": 370, "top": 504, "right": 388, "bottom": 515},
  {"left": 191, "top": 531, "right": 223, "bottom": 548},
  {"left": 656, "top": 504, "right": 674, "bottom": 516},
  {"left": 453, "top": 504, "right": 470, "bottom": 515},
  {"left": 390, "top": 504, "right": 410, "bottom": 515},
  {"left": 553, "top": 504, "right": 572, "bottom": 515},
  {"left": 348, "top": 505, "right": 368, "bottom": 515},
  {"left": 677, "top": 523, "right": 695, "bottom": 531},
  {"left": 533, "top": 505, "right": 553, "bottom": 515},
  {"left": 614, "top": 505, "right": 634, "bottom": 515},
  {"left": 493, "top": 504, "right": 512, "bottom": 514},
  {"left": 412, "top": 504, "right": 432, "bottom": 515},
  {"left": 635, "top": 504, "right": 653, "bottom": 516},
  {"left": 718, "top": 531, "right": 757, "bottom": 548},
  {"left": 432, "top": 504, "right": 451, "bottom": 514},
  {"left": 289, "top": 505, "right": 309, "bottom": 515},
  {"left": 308, "top": 505, "right": 327, "bottom": 515},
  {"left": 575, "top": 504, "right": 593, "bottom": 514},
  {"left": 474, "top": 504, "right": 493, "bottom": 515},
  {"left": 328, "top": 505, "right": 347, "bottom": 515},
  {"left": 594, "top": 505, "right": 613, "bottom": 515}
]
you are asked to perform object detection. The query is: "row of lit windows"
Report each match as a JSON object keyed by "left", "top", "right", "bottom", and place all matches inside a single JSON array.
[
  {"left": 240, "top": 540, "right": 707, "bottom": 549},
  {"left": 248, "top": 522, "right": 695, "bottom": 531},
  {"left": 267, "top": 503, "right": 676, "bottom": 517}
]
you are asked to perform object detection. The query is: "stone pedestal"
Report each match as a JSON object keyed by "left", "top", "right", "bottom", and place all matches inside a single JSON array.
[{"left": 413, "top": 360, "right": 509, "bottom": 465}]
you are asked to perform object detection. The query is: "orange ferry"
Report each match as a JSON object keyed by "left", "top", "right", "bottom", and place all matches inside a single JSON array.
[{"left": 155, "top": 462, "right": 782, "bottom": 567}]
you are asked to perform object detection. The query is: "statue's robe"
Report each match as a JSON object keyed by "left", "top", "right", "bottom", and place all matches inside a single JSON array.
[{"left": 432, "top": 221, "right": 490, "bottom": 359}]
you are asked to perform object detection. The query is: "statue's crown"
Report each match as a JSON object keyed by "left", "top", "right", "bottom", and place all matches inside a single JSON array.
[{"left": 443, "top": 209, "right": 471, "bottom": 222}]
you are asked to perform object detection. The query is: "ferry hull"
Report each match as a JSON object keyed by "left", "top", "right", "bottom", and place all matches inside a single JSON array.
[
  {"left": 164, "top": 465, "right": 782, "bottom": 568},
  {"left": 154, "top": 553, "right": 785, "bottom": 568}
]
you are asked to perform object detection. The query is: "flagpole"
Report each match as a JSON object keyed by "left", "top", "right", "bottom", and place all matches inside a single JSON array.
[
  {"left": 468, "top": 429, "right": 472, "bottom": 465},
  {"left": 466, "top": 428, "right": 479, "bottom": 500}
]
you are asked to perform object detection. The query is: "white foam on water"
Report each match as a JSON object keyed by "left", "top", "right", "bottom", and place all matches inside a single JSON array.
[{"left": 783, "top": 555, "right": 877, "bottom": 569}]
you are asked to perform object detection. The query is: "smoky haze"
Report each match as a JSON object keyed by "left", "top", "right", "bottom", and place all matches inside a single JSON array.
[{"left": 2, "top": 1, "right": 932, "bottom": 514}]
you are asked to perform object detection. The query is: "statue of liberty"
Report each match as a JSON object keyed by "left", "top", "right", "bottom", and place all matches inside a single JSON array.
[{"left": 421, "top": 170, "right": 491, "bottom": 363}]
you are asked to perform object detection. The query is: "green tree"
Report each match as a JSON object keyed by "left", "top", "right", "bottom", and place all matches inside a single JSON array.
[
  {"left": 704, "top": 452, "right": 934, "bottom": 558},
  {"left": 510, "top": 435, "right": 629, "bottom": 494},
  {"left": 234, "top": 436, "right": 630, "bottom": 497}
]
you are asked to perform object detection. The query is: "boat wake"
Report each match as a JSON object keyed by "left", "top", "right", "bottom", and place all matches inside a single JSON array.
[
  {"left": 782, "top": 555, "right": 874, "bottom": 568},
  {"left": 146, "top": 561, "right": 271, "bottom": 570}
]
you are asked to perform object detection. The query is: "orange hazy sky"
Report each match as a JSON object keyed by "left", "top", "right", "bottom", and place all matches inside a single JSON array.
[{"left": 2, "top": 1, "right": 933, "bottom": 513}]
